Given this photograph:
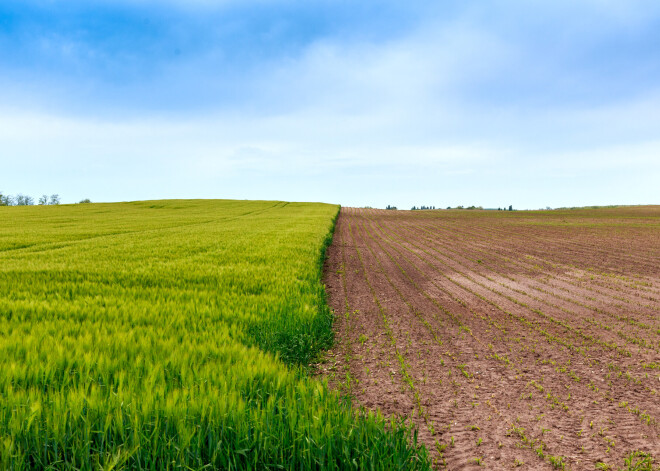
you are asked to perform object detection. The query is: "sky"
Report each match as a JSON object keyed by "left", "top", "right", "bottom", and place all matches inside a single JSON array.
[{"left": 1, "top": 0, "right": 659, "bottom": 209}]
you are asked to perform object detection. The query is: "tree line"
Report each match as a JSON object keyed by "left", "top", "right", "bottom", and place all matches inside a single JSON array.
[
  {"left": 0, "top": 192, "right": 93, "bottom": 206},
  {"left": 385, "top": 205, "right": 515, "bottom": 211},
  {"left": 1, "top": 192, "right": 60, "bottom": 206}
]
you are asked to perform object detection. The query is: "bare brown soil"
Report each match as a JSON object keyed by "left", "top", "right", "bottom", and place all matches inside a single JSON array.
[{"left": 321, "top": 206, "right": 660, "bottom": 470}]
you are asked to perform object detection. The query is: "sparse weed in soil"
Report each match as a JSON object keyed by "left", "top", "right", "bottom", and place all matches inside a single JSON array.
[{"left": 620, "top": 451, "right": 657, "bottom": 471}]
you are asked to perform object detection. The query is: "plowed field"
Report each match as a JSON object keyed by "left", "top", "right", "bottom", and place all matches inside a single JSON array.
[{"left": 322, "top": 206, "right": 660, "bottom": 470}]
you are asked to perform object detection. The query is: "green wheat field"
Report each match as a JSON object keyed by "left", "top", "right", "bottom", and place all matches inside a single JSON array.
[{"left": 0, "top": 200, "right": 429, "bottom": 470}]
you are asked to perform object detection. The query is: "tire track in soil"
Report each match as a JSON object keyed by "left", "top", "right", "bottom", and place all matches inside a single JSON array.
[
  {"left": 322, "top": 208, "right": 660, "bottom": 471},
  {"left": 433, "top": 211, "right": 660, "bottom": 274},
  {"left": 399, "top": 216, "right": 660, "bottom": 347},
  {"left": 407, "top": 215, "right": 660, "bottom": 308},
  {"left": 421, "top": 214, "right": 660, "bottom": 295},
  {"left": 411, "top": 214, "right": 660, "bottom": 306},
  {"left": 389, "top": 217, "right": 660, "bottom": 362}
]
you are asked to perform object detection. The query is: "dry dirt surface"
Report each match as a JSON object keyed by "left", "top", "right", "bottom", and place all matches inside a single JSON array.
[{"left": 321, "top": 206, "right": 660, "bottom": 470}]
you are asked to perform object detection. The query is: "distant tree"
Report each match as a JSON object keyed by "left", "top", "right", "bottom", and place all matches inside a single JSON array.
[
  {"left": 446, "top": 206, "right": 451, "bottom": 209},
  {"left": 78, "top": 198, "right": 92, "bottom": 204},
  {"left": 49, "top": 194, "right": 61, "bottom": 205},
  {"left": 386, "top": 205, "right": 397, "bottom": 210},
  {"left": 508, "top": 205, "right": 513, "bottom": 211},
  {"left": 15, "top": 194, "right": 34, "bottom": 206},
  {"left": 38, "top": 195, "right": 48, "bottom": 205}
]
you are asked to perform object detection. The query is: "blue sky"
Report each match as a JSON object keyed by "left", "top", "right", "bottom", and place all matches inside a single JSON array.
[{"left": 1, "top": 0, "right": 659, "bottom": 208}]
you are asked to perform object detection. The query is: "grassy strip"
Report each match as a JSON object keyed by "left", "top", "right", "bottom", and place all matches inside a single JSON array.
[{"left": 246, "top": 205, "right": 339, "bottom": 367}]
